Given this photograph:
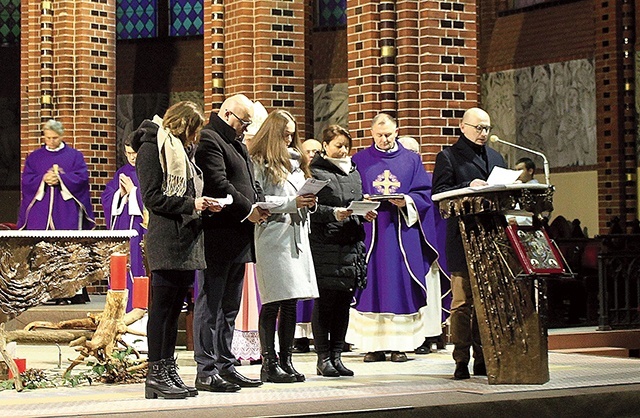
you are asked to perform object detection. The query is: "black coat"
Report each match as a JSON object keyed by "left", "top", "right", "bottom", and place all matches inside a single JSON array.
[
  {"left": 309, "top": 155, "right": 367, "bottom": 291},
  {"left": 131, "top": 120, "right": 205, "bottom": 272},
  {"left": 195, "top": 113, "right": 262, "bottom": 263},
  {"left": 432, "top": 135, "right": 506, "bottom": 272}
]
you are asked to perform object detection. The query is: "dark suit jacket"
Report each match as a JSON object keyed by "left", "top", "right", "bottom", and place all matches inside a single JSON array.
[
  {"left": 195, "top": 113, "right": 262, "bottom": 263},
  {"left": 432, "top": 135, "right": 506, "bottom": 272}
]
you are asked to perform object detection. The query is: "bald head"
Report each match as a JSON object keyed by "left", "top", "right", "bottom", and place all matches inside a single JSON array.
[
  {"left": 301, "top": 139, "right": 322, "bottom": 159},
  {"left": 460, "top": 107, "right": 492, "bottom": 146},
  {"left": 219, "top": 94, "right": 254, "bottom": 137}
]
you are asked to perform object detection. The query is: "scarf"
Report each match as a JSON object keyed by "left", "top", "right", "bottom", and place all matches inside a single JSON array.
[
  {"left": 325, "top": 155, "right": 352, "bottom": 175},
  {"left": 152, "top": 115, "right": 191, "bottom": 197}
]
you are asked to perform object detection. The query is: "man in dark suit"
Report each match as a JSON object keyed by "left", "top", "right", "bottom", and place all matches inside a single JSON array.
[
  {"left": 432, "top": 107, "right": 506, "bottom": 380},
  {"left": 193, "top": 94, "right": 268, "bottom": 392}
]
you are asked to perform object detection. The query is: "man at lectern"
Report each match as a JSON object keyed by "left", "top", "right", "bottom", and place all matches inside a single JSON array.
[{"left": 432, "top": 107, "right": 506, "bottom": 380}]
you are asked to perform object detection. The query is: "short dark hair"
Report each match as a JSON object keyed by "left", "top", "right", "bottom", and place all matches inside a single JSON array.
[
  {"left": 321, "top": 124, "right": 352, "bottom": 150},
  {"left": 516, "top": 157, "right": 535, "bottom": 171}
]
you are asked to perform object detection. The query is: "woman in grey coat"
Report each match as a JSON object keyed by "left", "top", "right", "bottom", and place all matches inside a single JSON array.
[
  {"left": 250, "top": 109, "right": 319, "bottom": 383},
  {"left": 132, "top": 101, "right": 221, "bottom": 399},
  {"left": 309, "top": 125, "right": 377, "bottom": 377}
]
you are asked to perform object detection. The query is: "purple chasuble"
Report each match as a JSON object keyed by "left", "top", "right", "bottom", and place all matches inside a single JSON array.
[
  {"left": 352, "top": 144, "right": 448, "bottom": 315},
  {"left": 18, "top": 144, "right": 95, "bottom": 230},
  {"left": 101, "top": 163, "right": 147, "bottom": 311}
]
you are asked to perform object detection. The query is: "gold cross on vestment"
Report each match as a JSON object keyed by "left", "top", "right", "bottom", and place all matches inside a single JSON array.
[{"left": 372, "top": 170, "right": 401, "bottom": 194}]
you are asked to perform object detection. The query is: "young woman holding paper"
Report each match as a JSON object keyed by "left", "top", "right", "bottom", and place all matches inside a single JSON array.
[
  {"left": 308, "top": 125, "right": 377, "bottom": 377},
  {"left": 249, "top": 109, "right": 319, "bottom": 383}
]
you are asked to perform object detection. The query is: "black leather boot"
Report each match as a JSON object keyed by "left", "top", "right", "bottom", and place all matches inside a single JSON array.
[
  {"left": 259, "top": 302, "right": 296, "bottom": 383},
  {"left": 279, "top": 350, "right": 305, "bottom": 382},
  {"left": 316, "top": 352, "right": 340, "bottom": 377},
  {"left": 165, "top": 357, "right": 198, "bottom": 397},
  {"left": 145, "top": 359, "right": 189, "bottom": 399},
  {"left": 331, "top": 351, "right": 354, "bottom": 376}
]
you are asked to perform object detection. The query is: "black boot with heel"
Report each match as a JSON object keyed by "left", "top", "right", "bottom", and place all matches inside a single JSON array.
[{"left": 145, "top": 359, "right": 189, "bottom": 399}]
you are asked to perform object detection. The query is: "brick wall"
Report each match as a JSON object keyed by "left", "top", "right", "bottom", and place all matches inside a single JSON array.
[{"left": 347, "top": 1, "right": 479, "bottom": 171}]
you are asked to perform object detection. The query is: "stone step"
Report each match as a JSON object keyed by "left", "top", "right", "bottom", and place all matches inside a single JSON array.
[{"left": 552, "top": 346, "right": 631, "bottom": 358}]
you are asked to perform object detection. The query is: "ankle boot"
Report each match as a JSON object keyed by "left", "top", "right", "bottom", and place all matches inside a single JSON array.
[
  {"left": 260, "top": 356, "right": 296, "bottom": 383},
  {"left": 279, "top": 351, "right": 305, "bottom": 382},
  {"left": 145, "top": 359, "right": 189, "bottom": 399},
  {"left": 316, "top": 352, "right": 340, "bottom": 377},
  {"left": 165, "top": 357, "right": 198, "bottom": 397},
  {"left": 331, "top": 351, "right": 354, "bottom": 376}
]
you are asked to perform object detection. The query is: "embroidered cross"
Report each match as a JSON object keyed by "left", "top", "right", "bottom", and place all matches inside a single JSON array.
[{"left": 373, "top": 170, "right": 401, "bottom": 194}]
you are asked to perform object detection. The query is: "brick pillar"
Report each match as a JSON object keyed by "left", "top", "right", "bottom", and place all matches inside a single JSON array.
[
  {"left": 20, "top": 0, "right": 117, "bottom": 225},
  {"left": 348, "top": 0, "right": 479, "bottom": 169},
  {"left": 595, "top": 0, "right": 637, "bottom": 233},
  {"left": 203, "top": 1, "right": 311, "bottom": 138},
  {"left": 203, "top": 0, "right": 226, "bottom": 112}
]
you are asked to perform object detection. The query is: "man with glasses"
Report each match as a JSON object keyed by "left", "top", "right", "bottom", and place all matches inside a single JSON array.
[
  {"left": 432, "top": 107, "right": 506, "bottom": 380},
  {"left": 193, "top": 94, "right": 269, "bottom": 392}
]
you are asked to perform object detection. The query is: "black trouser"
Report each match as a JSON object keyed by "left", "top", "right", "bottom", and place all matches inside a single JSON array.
[
  {"left": 311, "top": 288, "right": 353, "bottom": 354},
  {"left": 259, "top": 298, "right": 297, "bottom": 358},
  {"left": 147, "top": 281, "right": 191, "bottom": 362}
]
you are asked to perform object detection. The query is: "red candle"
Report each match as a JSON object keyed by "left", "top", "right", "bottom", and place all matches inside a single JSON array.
[
  {"left": 110, "top": 253, "right": 127, "bottom": 291},
  {"left": 132, "top": 276, "right": 149, "bottom": 309},
  {"left": 8, "top": 358, "right": 26, "bottom": 379}
]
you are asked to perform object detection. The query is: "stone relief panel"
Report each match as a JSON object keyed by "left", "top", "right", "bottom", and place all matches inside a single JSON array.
[
  {"left": 313, "top": 83, "right": 348, "bottom": 140},
  {"left": 481, "top": 59, "right": 596, "bottom": 169}
]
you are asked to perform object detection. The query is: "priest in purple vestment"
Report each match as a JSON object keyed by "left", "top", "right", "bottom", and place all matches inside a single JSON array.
[
  {"left": 101, "top": 136, "right": 147, "bottom": 311},
  {"left": 349, "top": 113, "right": 450, "bottom": 363},
  {"left": 18, "top": 119, "right": 95, "bottom": 231}
]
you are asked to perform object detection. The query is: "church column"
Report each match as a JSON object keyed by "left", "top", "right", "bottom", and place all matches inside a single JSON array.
[
  {"left": 20, "top": 0, "right": 117, "bottom": 223},
  {"left": 203, "top": 0, "right": 226, "bottom": 112},
  {"left": 396, "top": 0, "right": 421, "bottom": 141},
  {"left": 379, "top": 0, "right": 397, "bottom": 116},
  {"left": 595, "top": 0, "right": 637, "bottom": 233}
]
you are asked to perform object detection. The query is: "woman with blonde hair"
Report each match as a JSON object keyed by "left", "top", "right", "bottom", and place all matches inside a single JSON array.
[
  {"left": 250, "top": 109, "right": 319, "bottom": 383},
  {"left": 132, "top": 101, "right": 222, "bottom": 399}
]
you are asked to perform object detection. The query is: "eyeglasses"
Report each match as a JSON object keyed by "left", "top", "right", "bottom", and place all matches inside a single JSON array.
[
  {"left": 227, "top": 110, "right": 252, "bottom": 128},
  {"left": 463, "top": 123, "right": 492, "bottom": 134}
]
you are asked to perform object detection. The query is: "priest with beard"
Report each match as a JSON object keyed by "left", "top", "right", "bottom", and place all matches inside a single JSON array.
[{"left": 349, "top": 113, "right": 450, "bottom": 363}]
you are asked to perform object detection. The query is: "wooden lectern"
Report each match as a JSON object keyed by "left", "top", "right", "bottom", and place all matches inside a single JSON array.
[{"left": 433, "top": 184, "right": 559, "bottom": 384}]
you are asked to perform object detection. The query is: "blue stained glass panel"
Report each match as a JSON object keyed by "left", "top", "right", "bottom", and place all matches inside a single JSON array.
[
  {"left": 117, "top": 0, "right": 157, "bottom": 40},
  {"left": 169, "top": 0, "right": 203, "bottom": 37},
  {"left": 0, "top": 0, "right": 20, "bottom": 45},
  {"left": 317, "top": 0, "right": 346, "bottom": 29}
]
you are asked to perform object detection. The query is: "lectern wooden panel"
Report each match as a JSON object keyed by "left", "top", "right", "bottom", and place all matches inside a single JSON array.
[{"left": 433, "top": 184, "right": 555, "bottom": 384}]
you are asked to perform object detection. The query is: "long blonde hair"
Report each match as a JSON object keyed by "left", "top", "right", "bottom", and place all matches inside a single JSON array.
[
  {"left": 249, "top": 109, "right": 310, "bottom": 184},
  {"left": 162, "top": 101, "right": 205, "bottom": 147}
]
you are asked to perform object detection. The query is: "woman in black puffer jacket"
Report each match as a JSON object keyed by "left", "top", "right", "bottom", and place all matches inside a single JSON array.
[{"left": 309, "top": 125, "right": 377, "bottom": 377}]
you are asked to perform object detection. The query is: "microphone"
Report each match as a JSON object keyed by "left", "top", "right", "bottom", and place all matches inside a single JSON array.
[{"left": 489, "top": 135, "right": 550, "bottom": 185}]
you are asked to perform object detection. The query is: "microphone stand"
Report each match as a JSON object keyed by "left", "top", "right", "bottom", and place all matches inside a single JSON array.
[{"left": 491, "top": 136, "right": 550, "bottom": 185}]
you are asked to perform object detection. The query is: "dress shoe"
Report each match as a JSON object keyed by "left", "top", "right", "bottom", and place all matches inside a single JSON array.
[
  {"left": 363, "top": 351, "right": 386, "bottom": 362},
  {"left": 414, "top": 338, "right": 432, "bottom": 355},
  {"left": 194, "top": 375, "right": 241, "bottom": 392},
  {"left": 390, "top": 351, "right": 408, "bottom": 362},
  {"left": 220, "top": 370, "right": 263, "bottom": 387},
  {"left": 453, "top": 363, "right": 470, "bottom": 380},
  {"left": 473, "top": 362, "right": 487, "bottom": 376}
]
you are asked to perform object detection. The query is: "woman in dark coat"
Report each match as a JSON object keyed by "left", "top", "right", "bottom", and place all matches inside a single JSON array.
[
  {"left": 132, "top": 101, "right": 221, "bottom": 399},
  {"left": 309, "top": 125, "right": 377, "bottom": 377}
]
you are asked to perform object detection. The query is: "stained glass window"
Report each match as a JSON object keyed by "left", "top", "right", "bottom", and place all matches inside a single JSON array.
[
  {"left": 0, "top": 0, "right": 20, "bottom": 45},
  {"left": 316, "top": 0, "right": 346, "bottom": 29},
  {"left": 169, "top": 0, "right": 203, "bottom": 37},
  {"left": 117, "top": 0, "right": 157, "bottom": 40}
]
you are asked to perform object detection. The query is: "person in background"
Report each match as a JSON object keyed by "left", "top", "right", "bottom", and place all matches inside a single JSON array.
[
  {"left": 309, "top": 124, "right": 376, "bottom": 377},
  {"left": 101, "top": 135, "right": 146, "bottom": 312},
  {"left": 432, "top": 107, "right": 505, "bottom": 380},
  {"left": 515, "top": 157, "right": 539, "bottom": 184},
  {"left": 397, "top": 135, "right": 420, "bottom": 154},
  {"left": 250, "top": 109, "right": 319, "bottom": 383},
  {"left": 18, "top": 119, "right": 95, "bottom": 304},
  {"left": 301, "top": 138, "right": 322, "bottom": 160},
  {"left": 132, "top": 101, "right": 221, "bottom": 399},
  {"left": 350, "top": 113, "right": 448, "bottom": 364},
  {"left": 193, "top": 94, "right": 268, "bottom": 392}
]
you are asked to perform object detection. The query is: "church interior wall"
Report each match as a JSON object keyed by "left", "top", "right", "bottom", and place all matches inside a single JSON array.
[{"left": 550, "top": 170, "right": 599, "bottom": 237}]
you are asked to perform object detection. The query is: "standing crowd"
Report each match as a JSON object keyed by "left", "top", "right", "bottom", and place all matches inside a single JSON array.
[{"left": 18, "top": 97, "right": 506, "bottom": 399}]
